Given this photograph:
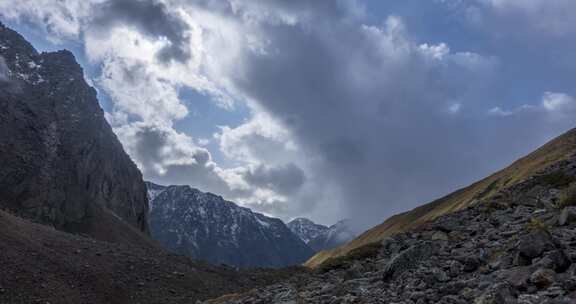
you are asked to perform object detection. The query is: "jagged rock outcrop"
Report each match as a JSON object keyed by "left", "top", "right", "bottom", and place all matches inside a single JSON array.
[
  {"left": 202, "top": 154, "right": 576, "bottom": 303},
  {"left": 307, "top": 219, "right": 357, "bottom": 252},
  {"left": 287, "top": 217, "right": 329, "bottom": 244},
  {"left": 147, "top": 182, "right": 314, "bottom": 268},
  {"left": 0, "top": 22, "right": 150, "bottom": 244},
  {"left": 381, "top": 241, "right": 435, "bottom": 281}
]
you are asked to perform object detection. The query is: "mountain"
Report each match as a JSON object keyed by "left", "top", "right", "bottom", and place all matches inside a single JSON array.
[
  {"left": 287, "top": 218, "right": 328, "bottom": 244},
  {"left": 147, "top": 182, "right": 314, "bottom": 268},
  {"left": 0, "top": 22, "right": 150, "bottom": 245},
  {"left": 307, "top": 219, "right": 356, "bottom": 252},
  {"left": 0, "top": 23, "right": 301, "bottom": 304},
  {"left": 202, "top": 130, "right": 576, "bottom": 304},
  {"left": 286, "top": 218, "right": 356, "bottom": 252},
  {"left": 204, "top": 150, "right": 576, "bottom": 303},
  {"left": 0, "top": 208, "right": 302, "bottom": 304},
  {"left": 146, "top": 181, "right": 166, "bottom": 206},
  {"left": 306, "top": 128, "right": 576, "bottom": 267}
]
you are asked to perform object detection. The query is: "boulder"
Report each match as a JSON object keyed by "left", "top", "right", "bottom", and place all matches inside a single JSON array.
[
  {"left": 474, "top": 283, "right": 515, "bottom": 304},
  {"left": 546, "top": 250, "right": 571, "bottom": 273},
  {"left": 530, "top": 268, "right": 555, "bottom": 289},
  {"left": 517, "top": 230, "right": 556, "bottom": 260},
  {"left": 558, "top": 207, "right": 576, "bottom": 226},
  {"left": 432, "top": 231, "right": 450, "bottom": 241}
]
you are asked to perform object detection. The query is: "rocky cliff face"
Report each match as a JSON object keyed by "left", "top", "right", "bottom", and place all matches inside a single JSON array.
[
  {"left": 202, "top": 153, "right": 576, "bottom": 304},
  {"left": 147, "top": 182, "right": 314, "bottom": 268},
  {"left": 287, "top": 218, "right": 328, "bottom": 244},
  {"left": 0, "top": 22, "right": 150, "bottom": 244}
]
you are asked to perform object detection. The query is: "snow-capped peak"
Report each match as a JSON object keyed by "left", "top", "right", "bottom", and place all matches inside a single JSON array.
[
  {"left": 287, "top": 218, "right": 328, "bottom": 244},
  {"left": 146, "top": 183, "right": 313, "bottom": 268}
]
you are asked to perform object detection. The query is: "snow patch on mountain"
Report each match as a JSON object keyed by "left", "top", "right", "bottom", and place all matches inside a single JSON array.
[
  {"left": 287, "top": 218, "right": 329, "bottom": 244},
  {"left": 147, "top": 182, "right": 314, "bottom": 268}
]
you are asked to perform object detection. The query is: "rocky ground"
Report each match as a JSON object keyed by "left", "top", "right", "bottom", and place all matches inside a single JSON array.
[
  {"left": 0, "top": 209, "right": 303, "bottom": 304},
  {"left": 204, "top": 156, "right": 576, "bottom": 304}
]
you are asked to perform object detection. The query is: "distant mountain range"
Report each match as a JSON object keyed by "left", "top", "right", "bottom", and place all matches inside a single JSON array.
[
  {"left": 307, "top": 219, "right": 357, "bottom": 252},
  {"left": 288, "top": 218, "right": 357, "bottom": 252},
  {"left": 147, "top": 182, "right": 314, "bottom": 268},
  {"left": 286, "top": 218, "right": 328, "bottom": 244}
]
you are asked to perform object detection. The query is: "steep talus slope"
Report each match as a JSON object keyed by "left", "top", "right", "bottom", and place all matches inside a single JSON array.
[
  {"left": 306, "top": 128, "right": 576, "bottom": 267},
  {"left": 203, "top": 150, "right": 576, "bottom": 303},
  {"left": 287, "top": 218, "right": 329, "bottom": 244},
  {"left": 0, "top": 22, "right": 150, "bottom": 245},
  {"left": 148, "top": 183, "right": 314, "bottom": 268},
  {"left": 0, "top": 209, "right": 303, "bottom": 304}
]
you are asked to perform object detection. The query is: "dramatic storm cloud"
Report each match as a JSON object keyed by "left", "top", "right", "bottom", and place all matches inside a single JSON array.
[
  {"left": 2, "top": 0, "right": 575, "bottom": 229},
  {"left": 91, "top": 0, "right": 192, "bottom": 63}
]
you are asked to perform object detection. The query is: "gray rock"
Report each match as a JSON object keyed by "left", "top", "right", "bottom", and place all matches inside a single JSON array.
[
  {"left": 474, "top": 283, "right": 516, "bottom": 304},
  {"left": 432, "top": 268, "right": 450, "bottom": 282},
  {"left": 518, "top": 294, "right": 545, "bottom": 304},
  {"left": 503, "top": 266, "right": 533, "bottom": 288},
  {"left": 382, "top": 242, "right": 434, "bottom": 281},
  {"left": 461, "top": 254, "right": 483, "bottom": 272},
  {"left": 558, "top": 207, "right": 576, "bottom": 226},
  {"left": 545, "top": 250, "right": 571, "bottom": 272},
  {"left": 432, "top": 231, "right": 450, "bottom": 241},
  {"left": 530, "top": 268, "right": 556, "bottom": 289},
  {"left": 518, "top": 230, "right": 556, "bottom": 260}
]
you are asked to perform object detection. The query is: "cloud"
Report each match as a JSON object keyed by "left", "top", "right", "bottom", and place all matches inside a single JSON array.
[
  {"left": 217, "top": 113, "right": 297, "bottom": 165},
  {"left": 0, "top": 0, "right": 93, "bottom": 39},
  {"left": 488, "top": 92, "right": 576, "bottom": 119},
  {"left": 242, "top": 163, "right": 305, "bottom": 196},
  {"left": 4, "top": 0, "right": 576, "bottom": 229},
  {"left": 478, "top": 0, "right": 576, "bottom": 37},
  {"left": 91, "top": 0, "right": 192, "bottom": 63},
  {"left": 542, "top": 92, "right": 576, "bottom": 112},
  {"left": 112, "top": 121, "right": 233, "bottom": 193},
  {"left": 202, "top": 7, "right": 503, "bottom": 227},
  {"left": 98, "top": 55, "right": 188, "bottom": 124}
]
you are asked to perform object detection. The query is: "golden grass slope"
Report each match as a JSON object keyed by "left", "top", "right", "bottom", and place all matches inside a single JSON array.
[{"left": 306, "top": 128, "right": 576, "bottom": 268}]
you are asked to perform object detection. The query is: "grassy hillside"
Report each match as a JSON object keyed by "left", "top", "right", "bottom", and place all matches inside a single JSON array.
[{"left": 306, "top": 128, "right": 576, "bottom": 268}]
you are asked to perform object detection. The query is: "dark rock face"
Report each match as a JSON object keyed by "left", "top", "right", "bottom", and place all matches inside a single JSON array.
[
  {"left": 287, "top": 217, "right": 328, "bottom": 244},
  {"left": 307, "top": 219, "right": 357, "bottom": 252},
  {"left": 147, "top": 182, "right": 314, "bottom": 268},
  {"left": 0, "top": 22, "right": 149, "bottom": 243},
  {"left": 203, "top": 155, "right": 576, "bottom": 303}
]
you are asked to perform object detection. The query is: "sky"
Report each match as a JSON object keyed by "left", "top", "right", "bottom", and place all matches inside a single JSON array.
[{"left": 1, "top": 0, "right": 575, "bottom": 230}]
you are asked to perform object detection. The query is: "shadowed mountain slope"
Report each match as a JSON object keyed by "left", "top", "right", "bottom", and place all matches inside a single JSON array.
[{"left": 0, "top": 21, "right": 149, "bottom": 245}]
